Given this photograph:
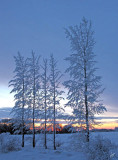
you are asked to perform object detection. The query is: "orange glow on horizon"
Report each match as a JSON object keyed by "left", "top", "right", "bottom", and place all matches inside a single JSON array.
[
  {"left": 1, "top": 118, "right": 118, "bottom": 130},
  {"left": 29, "top": 121, "right": 118, "bottom": 130},
  {"left": 94, "top": 122, "right": 118, "bottom": 130}
]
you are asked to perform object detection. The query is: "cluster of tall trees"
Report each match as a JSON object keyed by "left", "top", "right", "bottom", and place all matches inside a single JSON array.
[
  {"left": 9, "top": 18, "right": 106, "bottom": 149},
  {"left": 9, "top": 53, "right": 63, "bottom": 149}
]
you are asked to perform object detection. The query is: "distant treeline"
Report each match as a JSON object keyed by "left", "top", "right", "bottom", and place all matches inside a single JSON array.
[
  {"left": 0, "top": 118, "right": 76, "bottom": 134},
  {"left": 0, "top": 119, "right": 117, "bottom": 134}
]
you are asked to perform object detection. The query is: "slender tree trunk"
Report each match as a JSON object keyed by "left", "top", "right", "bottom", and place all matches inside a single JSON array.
[
  {"left": 44, "top": 100, "right": 47, "bottom": 149},
  {"left": 44, "top": 73, "right": 47, "bottom": 149},
  {"left": 33, "top": 106, "right": 35, "bottom": 147},
  {"left": 84, "top": 56, "right": 89, "bottom": 142},
  {"left": 85, "top": 84, "right": 89, "bottom": 142},
  {"left": 22, "top": 77, "right": 25, "bottom": 147},
  {"left": 53, "top": 83, "right": 56, "bottom": 150},
  {"left": 33, "top": 71, "right": 36, "bottom": 148},
  {"left": 22, "top": 116, "right": 25, "bottom": 147},
  {"left": 43, "top": 59, "right": 48, "bottom": 149},
  {"left": 22, "top": 121, "right": 24, "bottom": 147}
]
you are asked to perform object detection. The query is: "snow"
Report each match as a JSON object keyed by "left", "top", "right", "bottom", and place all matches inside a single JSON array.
[
  {"left": 92, "top": 132, "right": 118, "bottom": 145},
  {"left": 0, "top": 132, "right": 118, "bottom": 160},
  {"left": 0, "top": 146, "right": 86, "bottom": 160}
]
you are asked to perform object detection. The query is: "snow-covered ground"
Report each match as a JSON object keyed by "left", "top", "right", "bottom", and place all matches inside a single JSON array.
[{"left": 0, "top": 132, "right": 118, "bottom": 160}]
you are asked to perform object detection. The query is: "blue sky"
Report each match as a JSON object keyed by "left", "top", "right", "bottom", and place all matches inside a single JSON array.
[{"left": 0, "top": 0, "right": 118, "bottom": 118}]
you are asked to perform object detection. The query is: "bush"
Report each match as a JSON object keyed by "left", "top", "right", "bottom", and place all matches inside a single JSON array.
[
  {"left": 87, "top": 135, "right": 116, "bottom": 160},
  {"left": 0, "top": 133, "right": 21, "bottom": 153},
  {"left": 70, "top": 133, "right": 117, "bottom": 160}
]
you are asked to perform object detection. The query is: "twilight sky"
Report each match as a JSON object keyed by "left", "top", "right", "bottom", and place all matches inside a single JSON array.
[{"left": 0, "top": 0, "right": 118, "bottom": 120}]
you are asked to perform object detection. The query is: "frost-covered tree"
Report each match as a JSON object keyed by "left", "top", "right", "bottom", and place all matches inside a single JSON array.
[
  {"left": 27, "top": 51, "right": 40, "bottom": 147},
  {"left": 64, "top": 18, "right": 106, "bottom": 142},
  {"left": 41, "top": 58, "right": 49, "bottom": 149},
  {"left": 49, "top": 54, "right": 64, "bottom": 150},
  {"left": 9, "top": 53, "right": 28, "bottom": 147}
]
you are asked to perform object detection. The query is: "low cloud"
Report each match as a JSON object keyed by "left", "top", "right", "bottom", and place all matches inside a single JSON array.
[
  {"left": 95, "top": 117, "right": 118, "bottom": 120},
  {"left": 0, "top": 107, "right": 12, "bottom": 119}
]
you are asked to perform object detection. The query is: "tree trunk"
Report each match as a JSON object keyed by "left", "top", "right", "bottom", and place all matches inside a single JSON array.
[
  {"left": 22, "top": 115, "right": 24, "bottom": 147},
  {"left": 84, "top": 57, "right": 89, "bottom": 142},
  {"left": 33, "top": 70, "right": 36, "bottom": 148},
  {"left": 22, "top": 113, "right": 25, "bottom": 147},
  {"left": 53, "top": 81, "right": 56, "bottom": 150},
  {"left": 22, "top": 127, "right": 24, "bottom": 147},
  {"left": 44, "top": 63, "right": 47, "bottom": 149},
  {"left": 33, "top": 106, "right": 35, "bottom": 148},
  {"left": 44, "top": 89, "right": 47, "bottom": 149},
  {"left": 22, "top": 77, "right": 25, "bottom": 147},
  {"left": 85, "top": 85, "right": 89, "bottom": 142},
  {"left": 53, "top": 98, "right": 56, "bottom": 150}
]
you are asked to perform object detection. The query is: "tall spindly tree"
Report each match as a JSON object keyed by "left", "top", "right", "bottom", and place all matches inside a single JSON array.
[
  {"left": 9, "top": 53, "right": 28, "bottom": 147},
  {"left": 49, "top": 54, "right": 64, "bottom": 150},
  {"left": 41, "top": 58, "right": 49, "bottom": 149},
  {"left": 64, "top": 18, "right": 106, "bottom": 142},
  {"left": 27, "top": 51, "right": 40, "bottom": 147}
]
